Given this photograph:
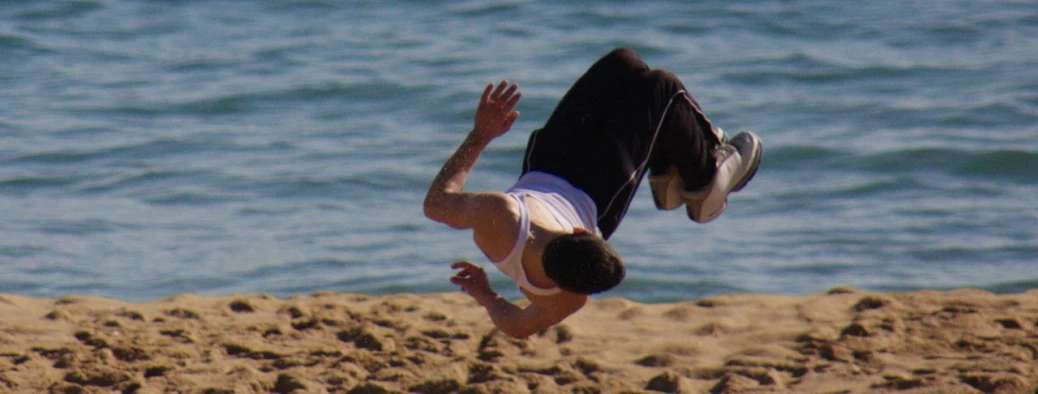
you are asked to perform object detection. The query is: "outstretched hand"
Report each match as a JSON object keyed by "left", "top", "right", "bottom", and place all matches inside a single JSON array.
[
  {"left": 450, "top": 261, "right": 498, "bottom": 306},
  {"left": 473, "top": 80, "right": 521, "bottom": 140}
]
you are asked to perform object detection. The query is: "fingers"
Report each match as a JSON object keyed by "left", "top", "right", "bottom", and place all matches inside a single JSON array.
[
  {"left": 500, "top": 83, "right": 519, "bottom": 106},
  {"left": 451, "top": 261, "right": 476, "bottom": 270},
  {"left": 484, "top": 80, "right": 520, "bottom": 104},
  {"left": 505, "top": 89, "right": 522, "bottom": 108},
  {"left": 450, "top": 261, "right": 488, "bottom": 283},
  {"left": 450, "top": 267, "right": 474, "bottom": 290},
  {"left": 491, "top": 80, "right": 508, "bottom": 100},
  {"left": 448, "top": 261, "right": 494, "bottom": 301},
  {"left": 500, "top": 82, "right": 518, "bottom": 101},
  {"left": 502, "top": 111, "right": 519, "bottom": 130},
  {"left": 451, "top": 261, "right": 484, "bottom": 277},
  {"left": 480, "top": 83, "right": 494, "bottom": 105}
]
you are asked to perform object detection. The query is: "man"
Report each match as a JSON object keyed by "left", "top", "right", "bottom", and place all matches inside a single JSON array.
[{"left": 423, "top": 48, "right": 762, "bottom": 339}]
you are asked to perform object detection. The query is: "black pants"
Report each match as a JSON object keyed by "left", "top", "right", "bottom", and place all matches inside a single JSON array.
[{"left": 521, "top": 48, "right": 720, "bottom": 239}]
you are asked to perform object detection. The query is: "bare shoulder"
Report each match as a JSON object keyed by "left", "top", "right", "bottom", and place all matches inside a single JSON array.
[
  {"left": 427, "top": 190, "right": 515, "bottom": 230},
  {"left": 469, "top": 192, "right": 521, "bottom": 261},
  {"left": 471, "top": 191, "right": 516, "bottom": 212},
  {"left": 469, "top": 191, "right": 519, "bottom": 228}
]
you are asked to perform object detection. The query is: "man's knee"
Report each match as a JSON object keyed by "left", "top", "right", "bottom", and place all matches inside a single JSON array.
[
  {"left": 606, "top": 47, "right": 639, "bottom": 61},
  {"left": 646, "top": 69, "right": 684, "bottom": 91},
  {"left": 600, "top": 47, "right": 649, "bottom": 74}
]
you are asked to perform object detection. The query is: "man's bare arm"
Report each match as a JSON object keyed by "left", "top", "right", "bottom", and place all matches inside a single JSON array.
[
  {"left": 423, "top": 132, "right": 493, "bottom": 229},
  {"left": 423, "top": 81, "right": 521, "bottom": 229},
  {"left": 451, "top": 261, "right": 586, "bottom": 339},
  {"left": 480, "top": 294, "right": 585, "bottom": 339}
]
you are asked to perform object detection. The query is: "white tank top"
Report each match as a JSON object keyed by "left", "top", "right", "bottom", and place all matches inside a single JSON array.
[{"left": 493, "top": 171, "right": 600, "bottom": 296}]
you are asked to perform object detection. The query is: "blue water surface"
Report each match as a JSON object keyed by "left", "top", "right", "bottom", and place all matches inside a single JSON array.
[{"left": 2, "top": 1, "right": 1036, "bottom": 303}]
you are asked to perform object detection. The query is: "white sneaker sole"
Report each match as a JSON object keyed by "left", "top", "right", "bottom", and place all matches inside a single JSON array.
[{"left": 732, "top": 134, "right": 763, "bottom": 192}]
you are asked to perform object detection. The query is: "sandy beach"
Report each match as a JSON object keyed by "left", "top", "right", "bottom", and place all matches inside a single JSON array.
[{"left": 2, "top": 287, "right": 1036, "bottom": 393}]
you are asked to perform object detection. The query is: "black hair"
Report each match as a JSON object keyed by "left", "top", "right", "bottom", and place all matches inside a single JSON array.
[{"left": 542, "top": 232, "right": 625, "bottom": 295}]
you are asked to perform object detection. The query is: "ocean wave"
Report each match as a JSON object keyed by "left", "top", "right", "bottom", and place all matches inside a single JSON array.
[
  {"left": 737, "top": 4, "right": 872, "bottom": 39},
  {"left": 229, "top": 170, "right": 427, "bottom": 201},
  {"left": 762, "top": 145, "right": 843, "bottom": 170},
  {"left": 860, "top": 147, "right": 1038, "bottom": 183},
  {"left": 237, "top": 259, "right": 351, "bottom": 282},
  {"left": 265, "top": 1, "right": 340, "bottom": 12},
  {"left": 77, "top": 170, "right": 195, "bottom": 194},
  {"left": 158, "top": 81, "right": 432, "bottom": 117},
  {"left": 870, "top": 275, "right": 1038, "bottom": 296},
  {"left": 567, "top": 7, "right": 651, "bottom": 27},
  {"left": 772, "top": 262, "right": 859, "bottom": 276},
  {"left": 0, "top": 176, "right": 75, "bottom": 195},
  {"left": 14, "top": 150, "right": 428, "bottom": 204},
  {"left": 242, "top": 177, "right": 355, "bottom": 200},
  {"left": 908, "top": 244, "right": 1038, "bottom": 263},
  {"left": 954, "top": 149, "right": 1038, "bottom": 182},
  {"left": 11, "top": 137, "right": 278, "bottom": 166},
  {"left": 898, "top": 23, "right": 985, "bottom": 46},
  {"left": 0, "top": 244, "right": 48, "bottom": 259},
  {"left": 0, "top": 32, "right": 48, "bottom": 57},
  {"left": 19, "top": 262, "right": 100, "bottom": 277},
  {"left": 447, "top": 1, "right": 524, "bottom": 17},
  {"left": 10, "top": 0, "right": 103, "bottom": 21},
  {"left": 37, "top": 218, "right": 122, "bottom": 235},
  {"left": 618, "top": 277, "right": 749, "bottom": 304},
  {"left": 66, "top": 79, "right": 421, "bottom": 118},
  {"left": 143, "top": 191, "right": 241, "bottom": 206},
  {"left": 123, "top": 276, "right": 240, "bottom": 300},
  {"left": 0, "top": 279, "right": 42, "bottom": 294},
  {"left": 838, "top": 178, "right": 932, "bottom": 198},
  {"left": 767, "top": 145, "right": 1038, "bottom": 184},
  {"left": 12, "top": 139, "right": 203, "bottom": 165},
  {"left": 983, "top": 278, "right": 1038, "bottom": 295},
  {"left": 724, "top": 52, "right": 964, "bottom": 85},
  {"left": 936, "top": 100, "right": 1038, "bottom": 128},
  {"left": 162, "top": 58, "right": 241, "bottom": 73}
]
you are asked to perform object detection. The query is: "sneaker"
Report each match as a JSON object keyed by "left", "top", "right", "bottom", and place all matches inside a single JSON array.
[
  {"left": 649, "top": 165, "right": 684, "bottom": 210},
  {"left": 682, "top": 131, "right": 762, "bottom": 223},
  {"left": 712, "top": 126, "right": 729, "bottom": 145},
  {"left": 647, "top": 127, "right": 730, "bottom": 211}
]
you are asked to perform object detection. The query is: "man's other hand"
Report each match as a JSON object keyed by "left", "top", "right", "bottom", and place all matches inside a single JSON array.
[{"left": 450, "top": 261, "right": 498, "bottom": 306}]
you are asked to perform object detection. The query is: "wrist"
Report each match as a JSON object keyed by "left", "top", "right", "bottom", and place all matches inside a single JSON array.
[
  {"left": 467, "top": 128, "right": 495, "bottom": 144},
  {"left": 476, "top": 292, "right": 501, "bottom": 307}
]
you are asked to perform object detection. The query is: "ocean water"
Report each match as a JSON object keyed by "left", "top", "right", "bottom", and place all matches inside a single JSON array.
[{"left": 2, "top": 1, "right": 1036, "bottom": 303}]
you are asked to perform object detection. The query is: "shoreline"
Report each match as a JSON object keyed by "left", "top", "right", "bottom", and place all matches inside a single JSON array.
[{"left": 2, "top": 288, "right": 1036, "bottom": 393}]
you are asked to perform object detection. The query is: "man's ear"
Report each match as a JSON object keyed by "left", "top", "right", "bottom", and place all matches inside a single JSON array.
[{"left": 573, "top": 227, "right": 589, "bottom": 235}]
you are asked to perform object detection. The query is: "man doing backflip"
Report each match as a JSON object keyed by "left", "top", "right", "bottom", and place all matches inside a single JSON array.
[{"left": 423, "top": 48, "right": 762, "bottom": 339}]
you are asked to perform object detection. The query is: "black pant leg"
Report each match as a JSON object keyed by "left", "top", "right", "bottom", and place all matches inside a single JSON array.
[{"left": 522, "top": 48, "right": 718, "bottom": 239}]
